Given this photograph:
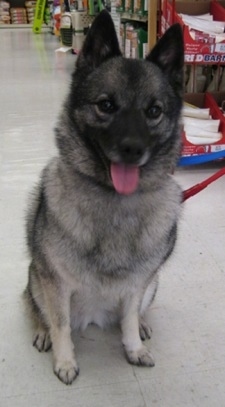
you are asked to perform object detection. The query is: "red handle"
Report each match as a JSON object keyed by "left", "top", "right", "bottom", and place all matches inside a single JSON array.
[{"left": 183, "top": 168, "right": 225, "bottom": 202}]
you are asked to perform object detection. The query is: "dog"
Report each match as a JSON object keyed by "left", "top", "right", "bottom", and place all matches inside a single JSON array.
[{"left": 25, "top": 10, "right": 184, "bottom": 385}]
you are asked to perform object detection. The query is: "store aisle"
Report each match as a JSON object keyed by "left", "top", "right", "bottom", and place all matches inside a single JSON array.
[{"left": 0, "top": 28, "right": 225, "bottom": 407}]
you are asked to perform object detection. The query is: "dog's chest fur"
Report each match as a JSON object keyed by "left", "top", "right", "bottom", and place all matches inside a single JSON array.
[{"left": 41, "top": 158, "right": 181, "bottom": 282}]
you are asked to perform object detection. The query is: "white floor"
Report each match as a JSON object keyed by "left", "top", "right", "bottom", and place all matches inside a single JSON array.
[{"left": 0, "top": 28, "right": 225, "bottom": 407}]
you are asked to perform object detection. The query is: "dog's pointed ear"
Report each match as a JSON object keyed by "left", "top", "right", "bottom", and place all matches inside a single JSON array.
[
  {"left": 146, "top": 24, "right": 184, "bottom": 94},
  {"left": 76, "top": 10, "right": 122, "bottom": 70}
]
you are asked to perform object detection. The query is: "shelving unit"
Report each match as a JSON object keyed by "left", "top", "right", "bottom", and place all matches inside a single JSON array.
[
  {"left": 148, "top": 0, "right": 157, "bottom": 50},
  {"left": 114, "top": 0, "right": 158, "bottom": 54},
  {"left": 0, "top": 0, "right": 27, "bottom": 26},
  {"left": 0, "top": 0, "right": 159, "bottom": 52},
  {"left": 0, "top": 0, "right": 50, "bottom": 28},
  {"left": 0, "top": 22, "right": 30, "bottom": 27},
  {"left": 119, "top": 12, "right": 148, "bottom": 22},
  {"left": 0, "top": 22, "right": 49, "bottom": 28},
  {"left": 5, "top": 0, "right": 25, "bottom": 6}
]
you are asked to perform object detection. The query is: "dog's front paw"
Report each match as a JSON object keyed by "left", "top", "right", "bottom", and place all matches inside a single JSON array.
[
  {"left": 54, "top": 359, "right": 79, "bottom": 385},
  {"left": 33, "top": 329, "right": 52, "bottom": 352},
  {"left": 125, "top": 345, "right": 155, "bottom": 367}
]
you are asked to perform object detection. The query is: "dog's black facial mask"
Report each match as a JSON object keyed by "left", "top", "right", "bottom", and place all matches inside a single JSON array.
[{"left": 66, "top": 11, "right": 184, "bottom": 195}]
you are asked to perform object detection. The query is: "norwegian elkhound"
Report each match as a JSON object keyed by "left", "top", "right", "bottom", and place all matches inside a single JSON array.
[{"left": 25, "top": 10, "right": 184, "bottom": 384}]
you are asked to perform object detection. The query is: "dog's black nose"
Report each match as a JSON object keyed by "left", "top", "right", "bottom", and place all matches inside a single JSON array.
[{"left": 119, "top": 139, "right": 145, "bottom": 163}]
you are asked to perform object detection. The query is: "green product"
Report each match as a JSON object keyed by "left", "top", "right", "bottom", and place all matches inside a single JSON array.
[
  {"left": 98, "top": 0, "right": 104, "bottom": 12},
  {"left": 136, "top": 27, "right": 147, "bottom": 58},
  {"left": 44, "top": 5, "right": 50, "bottom": 25},
  {"left": 33, "top": 0, "right": 46, "bottom": 33},
  {"left": 141, "top": 0, "right": 148, "bottom": 16},
  {"left": 88, "top": 0, "right": 95, "bottom": 15},
  {"left": 88, "top": 0, "right": 104, "bottom": 15}
]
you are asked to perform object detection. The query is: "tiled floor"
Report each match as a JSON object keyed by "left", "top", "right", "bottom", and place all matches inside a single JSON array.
[{"left": 0, "top": 28, "right": 225, "bottom": 407}]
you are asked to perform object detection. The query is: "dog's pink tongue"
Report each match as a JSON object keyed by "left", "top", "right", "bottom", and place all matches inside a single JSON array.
[{"left": 110, "top": 163, "right": 139, "bottom": 195}]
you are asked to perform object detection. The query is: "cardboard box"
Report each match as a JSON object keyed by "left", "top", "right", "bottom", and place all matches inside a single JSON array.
[
  {"left": 161, "top": 0, "right": 225, "bottom": 63},
  {"left": 182, "top": 92, "right": 225, "bottom": 156}
]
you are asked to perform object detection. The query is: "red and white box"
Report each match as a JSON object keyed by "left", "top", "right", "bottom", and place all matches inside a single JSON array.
[
  {"left": 182, "top": 92, "right": 225, "bottom": 156},
  {"left": 161, "top": 0, "right": 225, "bottom": 63}
]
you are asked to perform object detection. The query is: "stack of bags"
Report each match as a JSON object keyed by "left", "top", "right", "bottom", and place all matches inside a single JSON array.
[
  {"left": 10, "top": 7, "right": 27, "bottom": 24},
  {"left": 179, "top": 13, "right": 225, "bottom": 43},
  {"left": 183, "top": 103, "right": 222, "bottom": 145},
  {"left": 0, "top": 1, "right": 10, "bottom": 24},
  {"left": 25, "top": 0, "right": 36, "bottom": 24}
]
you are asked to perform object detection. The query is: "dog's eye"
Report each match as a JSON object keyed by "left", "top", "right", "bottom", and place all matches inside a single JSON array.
[
  {"left": 146, "top": 105, "right": 162, "bottom": 119},
  {"left": 97, "top": 99, "right": 116, "bottom": 114}
]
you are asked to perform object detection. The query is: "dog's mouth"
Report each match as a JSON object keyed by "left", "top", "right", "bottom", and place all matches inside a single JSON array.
[
  {"left": 110, "top": 162, "right": 140, "bottom": 195},
  {"left": 109, "top": 149, "right": 150, "bottom": 195},
  {"left": 91, "top": 139, "right": 148, "bottom": 195}
]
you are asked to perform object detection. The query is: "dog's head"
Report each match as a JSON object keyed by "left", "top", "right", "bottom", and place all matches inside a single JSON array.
[{"left": 56, "top": 11, "right": 184, "bottom": 195}]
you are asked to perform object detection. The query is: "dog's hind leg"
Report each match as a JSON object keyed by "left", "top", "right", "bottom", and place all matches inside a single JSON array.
[
  {"left": 139, "top": 273, "right": 159, "bottom": 341},
  {"left": 139, "top": 318, "right": 152, "bottom": 341},
  {"left": 25, "top": 262, "right": 52, "bottom": 352},
  {"left": 32, "top": 323, "right": 52, "bottom": 352}
]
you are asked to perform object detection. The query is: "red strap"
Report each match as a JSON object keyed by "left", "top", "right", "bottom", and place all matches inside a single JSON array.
[{"left": 183, "top": 168, "right": 225, "bottom": 201}]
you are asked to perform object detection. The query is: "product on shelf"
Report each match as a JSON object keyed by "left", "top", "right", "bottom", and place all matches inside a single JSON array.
[
  {"left": 121, "top": 21, "right": 147, "bottom": 58},
  {"left": 161, "top": 0, "right": 225, "bottom": 63},
  {"left": 116, "top": 0, "right": 147, "bottom": 14},
  {"left": 133, "top": 0, "right": 147, "bottom": 15},
  {"left": 25, "top": 0, "right": 36, "bottom": 24},
  {"left": 183, "top": 105, "right": 222, "bottom": 144},
  {"left": 53, "top": 4, "right": 61, "bottom": 35},
  {"left": 0, "top": 1, "right": 10, "bottom": 24},
  {"left": 124, "top": 0, "right": 133, "bottom": 13},
  {"left": 71, "top": 10, "right": 95, "bottom": 52},
  {"left": 116, "top": 0, "right": 124, "bottom": 13},
  {"left": 60, "top": 11, "right": 72, "bottom": 46},
  {"left": 10, "top": 7, "right": 27, "bottom": 24},
  {"left": 125, "top": 23, "right": 138, "bottom": 57},
  {"left": 119, "top": 21, "right": 125, "bottom": 53},
  {"left": 180, "top": 13, "right": 225, "bottom": 38},
  {"left": 182, "top": 92, "right": 225, "bottom": 156}
]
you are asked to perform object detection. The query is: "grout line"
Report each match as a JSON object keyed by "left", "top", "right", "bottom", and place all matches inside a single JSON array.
[{"left": 131, "top": 366, "right": 148, "bottom": 407}]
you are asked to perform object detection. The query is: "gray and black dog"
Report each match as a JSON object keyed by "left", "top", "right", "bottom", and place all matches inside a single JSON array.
[{"left": 25, "top": 10, "right": 184, "bottom": 385}]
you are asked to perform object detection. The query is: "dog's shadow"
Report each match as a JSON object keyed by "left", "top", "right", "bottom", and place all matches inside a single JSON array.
[
  {"left": 73, "top": 324, "right": 122, "bottom": 355},
  {"left": 72, "top": 324, "right": 128, "bottom": 374}
]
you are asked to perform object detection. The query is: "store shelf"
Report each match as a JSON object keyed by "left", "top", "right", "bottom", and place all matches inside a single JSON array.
[
  {"left": 0, "top": 23, "right": 31, "bottom": 28},
  {"left": 0, "top": 23, "right": 49, "bottom": 29},
  {"left": 116, "top": 0, "right": 158, "bottom": 51},
  {"left": 119, "top": 12, "right": 148, "bottom": 23}
]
